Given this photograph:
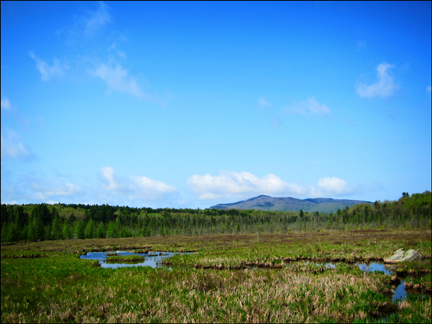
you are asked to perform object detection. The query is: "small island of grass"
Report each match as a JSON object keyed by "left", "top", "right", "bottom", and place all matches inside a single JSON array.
[{"left": 106, "top": 255, "right": 145, "bottom": 263}]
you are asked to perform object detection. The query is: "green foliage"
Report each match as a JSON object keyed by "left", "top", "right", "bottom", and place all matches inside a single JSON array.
[
  {"left": 84, "top": 219, "right": 95, "bottom": 239},
  {"left": 96, "top": 222, "right": 105, "bottom": 238},
  {"left": 62, "top": 223, "right": 71, "bottom": 240},
  {"left": 1, "top": 231, "right": 431, "bottom": 323},
  {"left": 107, "top": 221, "right": 119, "bottom": 238},
  {"left": 75, "top": 220, "right": 85, "bottom": 239},
  {"left": 1, "top": 191, "right": 430, "bottom": 243}
]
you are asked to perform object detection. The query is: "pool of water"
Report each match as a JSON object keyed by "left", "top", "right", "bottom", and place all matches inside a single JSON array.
[
  {"left": 80, "top": 251, "right": 188, "bottom": 269},
  {"left": 357, "top": 263, "right": 406, "bottom": 302},
  {"left": 317, "top": 262, "right": 407, "bottom": 301},
  {"left": 82, "top": 253, "right": 426, "bottom": 303}
]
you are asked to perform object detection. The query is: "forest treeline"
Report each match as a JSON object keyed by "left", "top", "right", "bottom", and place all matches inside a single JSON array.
[{"left": 1, "top": 191, "right": 430, "bottom": 242}]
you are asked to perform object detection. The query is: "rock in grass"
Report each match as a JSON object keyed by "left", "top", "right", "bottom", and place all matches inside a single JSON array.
[
  {"left": 385, "top": 249, "right": 405, "bottom": 261},
  {"left": 384, "top": 249, "right": 424, "bottom": 263}
]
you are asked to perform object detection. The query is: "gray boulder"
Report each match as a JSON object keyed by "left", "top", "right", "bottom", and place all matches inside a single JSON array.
[
  {"left": 401, "top": 249, "right": 425, "bottom": 262},
  {"left": 384, "top": 249, "right": 425, "bottom": 263},
  {"left": 386, "top": 248, "right": 405, "bottom": 261}
]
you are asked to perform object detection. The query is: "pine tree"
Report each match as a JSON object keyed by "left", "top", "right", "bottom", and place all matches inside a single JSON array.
[
  {"left": 85, "top": 219, "right": 95, "bottom": 239},
  {"left": 1, "top": 225, "right": 8, "bottom": 242},
  {"left": 32, "top": 216, "right": 45, "bottom": 241},
  {"left": 52, "top": 215, "right": 61, "bottom": 240},
  {"left": 96, "top": 222, "right": 105, "bottom": 238},
  {"left": 9, "top": 222, "right": 22, "bottom": 242},
  {"left": 76, "top": 220, "right": 85, "bottom": 239},
  {"left": 27, "top": 220, "right": 36, "bottom": 242},
  {"left": 62, "top": 223, "right": 70, "bottom": 240},
  {"left": 107, "top": 221, "right": 118, "bottom": 238}
]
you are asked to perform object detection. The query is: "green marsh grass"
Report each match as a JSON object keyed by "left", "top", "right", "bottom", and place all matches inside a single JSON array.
[
  {"left": 1, "top": 229, "right": 431, "bottom": 323},
  {"left": 106, "top": 255, "right": 145, "bottom": 263}
]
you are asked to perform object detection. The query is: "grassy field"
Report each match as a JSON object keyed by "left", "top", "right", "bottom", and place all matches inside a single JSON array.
[{"left": 1, "top": 230, "right": 431, "bottom": 323}]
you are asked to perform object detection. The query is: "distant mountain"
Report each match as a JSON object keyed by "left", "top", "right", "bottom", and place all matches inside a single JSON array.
[{"left": 210, "top": 195, "right": 371, "bottom": 213}]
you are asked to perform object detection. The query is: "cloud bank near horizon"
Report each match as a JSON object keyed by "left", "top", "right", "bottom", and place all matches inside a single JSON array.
[{"left": 188, "top": 171, "right": 357, "bottom": 201}]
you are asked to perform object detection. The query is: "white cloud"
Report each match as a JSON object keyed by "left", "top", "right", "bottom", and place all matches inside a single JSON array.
[
  {"left": 283, "top": 97, "right": 331, "bottom": 117},
  {"left": 427, "top": 86, "right": 431, "bottom": 92},
  {"left": 187, "top": 171, "right": 307, "bottom": 200},
  {"left": 1, "top": 97, "right": 11, "bottom": 109},
  {"left": 1, "top": 129, "right": 32, "bottom": 159},
  {"left": 131, "top": 176, "right": 175, "bottom": 193},
  {"left": 84, "top": 1, "right": 111, "bottom": 36},
  {"left": 258, "top": 97, "right": 271, "bottom": 108},
  {"left": 356, "top": 63, "right": 398, "bottom": 98},
  {"left": 32, "top": 183, "right": 82, "bottom": 200},
  {"left": 100, "top": 167, "right": 176, "bottom": 201},
  {"left": 29, "top": 52, "right": 65, "bottom": 81},
  {"left": 3, "top": 201, "right": 19, "bottom": 205},
  {"left": 1, "top": 169, "right": 87, "bottom": 205},
  {"left": 188, "top": 171, "right": 358, "bottom": 200},
  {"left": 100, "top": 166, "right": 119, "bottom": 190},
  {"left": 309, "top": 177, "right": 355, "bottom": 197},
  {"left": 93, "top": 63, "right": 144, "bottom": 98}
]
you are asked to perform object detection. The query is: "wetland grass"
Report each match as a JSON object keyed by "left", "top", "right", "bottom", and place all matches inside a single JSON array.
[
  {"left": 105, "top": 255, "right": 145, "bottom": 263},
  {"left": 1, "top": 229, "right": 431, "bottom": 323}
]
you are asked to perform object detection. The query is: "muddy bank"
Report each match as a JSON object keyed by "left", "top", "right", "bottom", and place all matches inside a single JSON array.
[
  {"left": 1, "top": 254, "right": 47, "bottom": 259},
  {"left": 74, "top": 246, "right": 198, "bottom": 255}
]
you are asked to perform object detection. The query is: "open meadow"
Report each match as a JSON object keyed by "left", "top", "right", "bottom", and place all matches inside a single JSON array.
[{"left": 1, "top": 229, "right": 431, "bottom": 323}]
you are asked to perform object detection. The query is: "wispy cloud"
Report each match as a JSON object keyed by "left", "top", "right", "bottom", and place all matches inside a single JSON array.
[
  {"left": 92, "top": 62, "right": 144, "bottom": 99},
  {"left": 282, "top": 97, "right": 331, "bottom": 117},
  {"left": 130, "top": 175, "right": 175, "bottom": 193},
  {"left": 84, "top": 1, "right": 111, "bottom": 36},
  {"left": 188, "top": 171, "right": 358, "bottom": 200},
  {"left": 29, "top": 52, "right": 65, "bottom": 81},
  {"left": 1, "top": 129, "right": 33, "bottom": 160},
  {"left": 309, "top": 177, "right": 356, "bottom": 197},
  {"left": 356, "top": 63, "right": 398, "bottom": 98},
  {"left": 356, "top": 40, "right": 367, "bottom": 52},
  {"left": 258, "top": 97, "right": 271, "bottom": 108},
  {"left": 100, "top": 167, "right": 176, "bottom": 201},
  {"left": 32, "top": 182, "right": 82, "bottom": 201},
  {"left": 2, "top": 201, "right": 19, "bottom": 205},
  {"left": 427, "top": 85, "right": 431, "bottom": 93},
  {"left": 1, "top": 96, "right": 11, "bottom": 109},
  {"left": 187, "top": 171, "right": 307, "bottom": 200},
  {"left": 100, "top": 166, "right": 119, "bottom": 190}
]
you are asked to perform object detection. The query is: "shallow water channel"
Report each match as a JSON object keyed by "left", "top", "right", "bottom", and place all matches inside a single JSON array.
[
  {"left": 80, "top": 251, "right": 188, "bottom": 270},
  {"left": 81, "top": 252, "right": 422, "bottom": 302},
  {"left": 321, "top": 262, "right": 406, "bottom": 302}
]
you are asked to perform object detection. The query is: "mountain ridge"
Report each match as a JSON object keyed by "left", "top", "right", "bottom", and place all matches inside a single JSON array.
[{"left": 210, "top": 195, "right": 372, "bottom": 213}]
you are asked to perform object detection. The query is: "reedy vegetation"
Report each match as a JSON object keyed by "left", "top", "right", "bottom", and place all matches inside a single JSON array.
[{"left": 1, "top": 230, "right": 431, "bottom": 323}]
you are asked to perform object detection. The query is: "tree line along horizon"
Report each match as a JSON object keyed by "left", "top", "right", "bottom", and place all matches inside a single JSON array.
[{"left": 1, "top": 191, "right": 430, "bottom": 243}]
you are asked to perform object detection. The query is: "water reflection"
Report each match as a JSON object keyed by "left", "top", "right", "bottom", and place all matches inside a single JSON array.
[
  {"left": 355, "top": 263, "right": 405, "bottom": 302},
  {"left": 80, "top": 251, "right": 189, "bottom": 269},
  {"left": 82, "top": 253, "right": 426, "bottom": 303},
  {"left": 357, "top": 262, "right": 393, "bottom": 276},
  {"left": 317, "top": 262, "right": 406, "bottom": 301}
]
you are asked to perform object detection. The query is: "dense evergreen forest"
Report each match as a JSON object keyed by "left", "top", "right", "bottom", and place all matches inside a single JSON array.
[{"left": 1, "top": 191, "right": 430, "bottom": 243}]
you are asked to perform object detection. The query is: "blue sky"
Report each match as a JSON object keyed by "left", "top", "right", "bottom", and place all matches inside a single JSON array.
[{"left": 1, "top": 1, "right": 431, "bottom": 208}]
